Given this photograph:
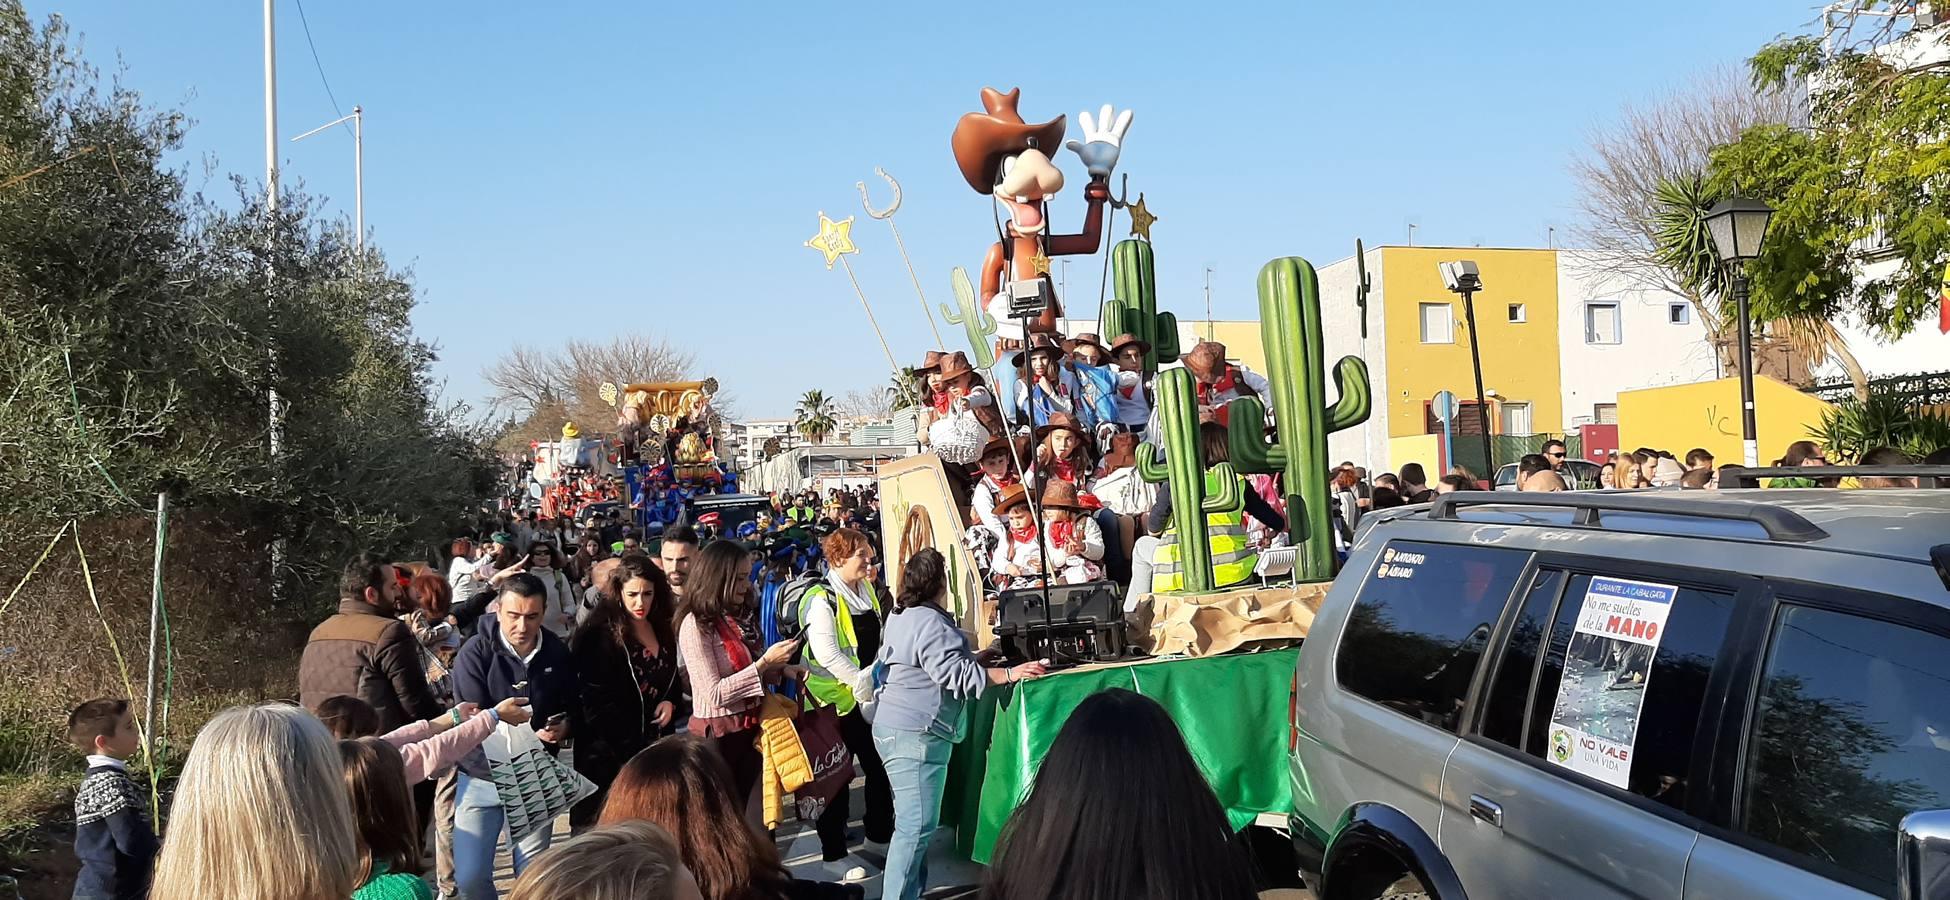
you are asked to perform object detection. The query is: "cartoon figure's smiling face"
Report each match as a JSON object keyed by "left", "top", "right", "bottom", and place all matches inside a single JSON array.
[{"left": 994, "top": 147, "right": 1065, "bottom": 235}]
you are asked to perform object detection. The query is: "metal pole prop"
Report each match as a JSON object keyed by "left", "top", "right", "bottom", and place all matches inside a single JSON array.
[
  {"left": 1734, "top": 271, "right": 1760, "bottom": 466},
  {"left": 1462, "top": 288, "right": 1493, "bottom": 477}
]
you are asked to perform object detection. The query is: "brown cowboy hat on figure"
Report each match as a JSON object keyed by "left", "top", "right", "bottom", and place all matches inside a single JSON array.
[
  {"left": 1033, "top": 411, "right": 1088, "bottom": 446},
  {"left": 1064, "top": 332, "right": 1109, "bottom": 357},
  {"left": 1039, "top": 479, "right": 1085, "bottom": 512},
  {"left": 914, "top": 350, "right": 948, "bottom": 375},
  {"left": 1182, "top": 340, "right": 1229, "bottom": 380},
  {"left": 951, "top": 87, "right": 1068, "bottom": 195},
  {"left": 979, "top": 432, "right": 1029, "bottom": 465},
  {"left": 1013, "top": 333, "right": 1066, "bottom": 368},
  {"left": 994, "top": 481, "right": 1032, "bottom": 515}
]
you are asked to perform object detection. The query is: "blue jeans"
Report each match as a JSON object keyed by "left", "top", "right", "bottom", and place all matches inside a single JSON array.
[
  {"left": 874, "top": 724, "right": 956, "bottom": 900},
  {"left": 453, "top": 771, "right": 553, "bottom": 900}
]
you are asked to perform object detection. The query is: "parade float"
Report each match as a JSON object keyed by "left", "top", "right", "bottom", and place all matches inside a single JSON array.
[
  {"left": 601, "top": 379, "right": 769, "bottom": 537},
  {"left": 798, "top": 86, "right": 1375, "bottom": 863}
]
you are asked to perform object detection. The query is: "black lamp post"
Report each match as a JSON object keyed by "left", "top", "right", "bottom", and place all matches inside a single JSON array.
[{"left": 1704, "top": 195, "right": 1774, "bottom": 467}]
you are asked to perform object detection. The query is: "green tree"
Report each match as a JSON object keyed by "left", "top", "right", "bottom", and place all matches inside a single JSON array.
[
  {"left": 1696, "top": 20, "right": 1950, "bottom": 337},
  {"left": 795, "top": 390, "right": 837, "bottom": 444}
]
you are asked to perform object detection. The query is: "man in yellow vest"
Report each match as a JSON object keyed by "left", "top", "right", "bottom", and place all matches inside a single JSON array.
[
  {"left": 795, "top": 527, "right": 894, "bottom": 882},
  {"left": 1144, "top": 423, "right": 1287, "bottom": 593}
]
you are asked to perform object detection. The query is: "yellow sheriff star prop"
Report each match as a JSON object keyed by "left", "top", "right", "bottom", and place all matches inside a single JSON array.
[
  {"left": 1030, "top": 252, "right": 1051, "bottom": 275},
  {"left": 805, "top": 212, "right": 859, "bottom": 269},
  {"left": 1127, "top": 195, "right": 1157, "bottom": 240}
]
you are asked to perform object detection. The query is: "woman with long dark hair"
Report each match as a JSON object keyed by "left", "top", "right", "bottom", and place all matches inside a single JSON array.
[
  {"left": 674, "top": 540, "right": 802, "bottom": 818},
  {"left": 874, "top": 549, "right": 1045, "bottom": 900},
  {"left": 597, "top": 736, "right": 856, "bottom": 900},
  {"left": 981, "top": 689, "right": 1256, "bottom": 900},
  {"left": 570, "top": 554, "right": 687, "bottom": 828}
]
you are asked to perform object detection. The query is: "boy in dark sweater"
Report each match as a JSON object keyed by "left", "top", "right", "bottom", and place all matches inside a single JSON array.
[{"left": 67, "top": 699, "right": 158, "bottom": 900}]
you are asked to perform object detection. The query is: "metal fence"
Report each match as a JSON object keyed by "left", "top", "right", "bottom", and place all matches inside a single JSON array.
[
  {"left": 1806, "top": 370, "right": 1950, "bottom": 406},
  {"left": 1446, "top": 432, "right": 1582, "bottom": 481}
]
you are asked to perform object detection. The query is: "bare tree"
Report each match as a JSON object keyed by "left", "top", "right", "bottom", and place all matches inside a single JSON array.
[
  {"left": 1570, "top": 66, "right": 1866, "bottom": 395},
  {"left": 484, "top": 333, "right": 716, "bottom": 447},
  {"left": 839, "top": 387, "right": 895, "bottom": 420}
]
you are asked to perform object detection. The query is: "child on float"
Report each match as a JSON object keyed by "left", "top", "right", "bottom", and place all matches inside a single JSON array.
[
  {"left": 1012, "top": 333, "right": 1080, "bottom": 429},
  {"left": 989, "top": 482, "right": 1048, "bottom": 590},
  {"left": 1024, "top": 412, "right": 1128, "bottom": 584},
  {"left": 1037, "top": 480, "right": 1104, "bottom": 584},
  {"left": 969, "top": 433, "right": 1028, "bottom": 548},
  {"left": 1107, "top": 333, "right": 1156, "bottom": 435},
  {"left": 1062, "top": 333, "right": 1120, "bottom": 433}
]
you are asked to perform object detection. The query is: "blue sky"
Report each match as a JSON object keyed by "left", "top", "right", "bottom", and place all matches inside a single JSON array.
[{"left": 36, "top": 1, "right": 1803, "bottom": 419}]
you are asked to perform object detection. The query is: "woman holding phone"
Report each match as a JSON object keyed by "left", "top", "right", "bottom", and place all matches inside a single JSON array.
[{"left": 674, "top": 539, "right": 804, "bottom": 822}]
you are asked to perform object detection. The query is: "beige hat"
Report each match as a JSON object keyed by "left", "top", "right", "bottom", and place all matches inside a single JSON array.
[{"left": 1652, "top": 457, "right": 1687, "bottom": 487}]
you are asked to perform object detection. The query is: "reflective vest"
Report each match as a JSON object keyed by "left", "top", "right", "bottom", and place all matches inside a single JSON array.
[
  {"left": 798, "top": 580, "right": 882, "bottom": 715},
  {"left": 1151, "top": 468, "right": 1256, "bottom": 592},
  {"left": 787, "top": 506, "right": 815, "bottom": 524}
]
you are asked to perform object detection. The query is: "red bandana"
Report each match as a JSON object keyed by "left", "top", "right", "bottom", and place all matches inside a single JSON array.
[
  {"left": 715, "top": 618, "right": 751, "bottom": 670},
  {"left": 1048, "top": 457, "right": 1079, "bottom": 484},
  {"left": 931, "top": 391, "right": 953, "bottom": 413},
  {"left": 1010, "top": 522, "right": 1040, "bottom": 544},
  {"left": 1194, "top": 366, "right": 1239, "bottom": 405},
  {"left": 1048, "top": 519, "right": 1075, "bottom": 547}
]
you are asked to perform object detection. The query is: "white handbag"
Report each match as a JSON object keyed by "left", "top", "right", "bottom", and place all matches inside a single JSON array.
[
  {"left": 927, "top": 399, "right": 990, "bottom": 465},
  {"left": 482, "top": 720, "right": 597, "bottom": 841}
]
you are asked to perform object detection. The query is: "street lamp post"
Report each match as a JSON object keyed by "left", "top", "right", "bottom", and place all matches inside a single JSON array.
[
  {"left": 1704, "top": 196, "right": 1775, "bottom": 467},
  {"left": 1440, "top": 261, "right": 1492, "bottom": 478},
  {"left": 292, "top": 106, "right": 364, "bottom": 251}
]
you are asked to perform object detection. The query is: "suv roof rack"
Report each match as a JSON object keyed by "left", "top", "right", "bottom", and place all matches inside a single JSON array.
[
  {"left": 1720, "top": 465, "right": 1950, "bottom": 489},
  {"left": 1427, "top": 491, "right": 1831, "bottom": 542}
]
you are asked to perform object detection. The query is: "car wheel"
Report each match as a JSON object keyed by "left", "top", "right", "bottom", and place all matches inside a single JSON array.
[{"left": 1377, "top": 874, "right": 1431, "bottom": 900}]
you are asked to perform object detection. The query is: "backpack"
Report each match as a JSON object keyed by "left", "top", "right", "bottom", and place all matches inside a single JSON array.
[{"left": 760, "top": 573, "right": 826, "bottom": 645}]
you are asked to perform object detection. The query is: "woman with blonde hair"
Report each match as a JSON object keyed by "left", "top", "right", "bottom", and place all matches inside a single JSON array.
[{"left": 150, "top": 703, "right": 359, "bottom": 900}]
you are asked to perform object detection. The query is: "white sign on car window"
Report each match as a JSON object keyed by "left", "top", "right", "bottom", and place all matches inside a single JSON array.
[{"left": 1544, "top": 576, "right": 1678, "bottom": 789}]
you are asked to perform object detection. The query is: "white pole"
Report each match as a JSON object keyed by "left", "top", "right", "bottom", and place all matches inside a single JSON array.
[
  {"left": 142, "top": 492, "right": 165, "bottom": 763},
  {"left": 264, "top": 0, "right": 285, "bottom": 599},
  {"left": 353, "top": 105, "right": 364, "bottom": 251}
]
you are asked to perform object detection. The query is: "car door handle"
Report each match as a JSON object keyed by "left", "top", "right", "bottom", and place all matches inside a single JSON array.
[{"left": 1469, "top": 795, "right": 1503, "bottom": 829}]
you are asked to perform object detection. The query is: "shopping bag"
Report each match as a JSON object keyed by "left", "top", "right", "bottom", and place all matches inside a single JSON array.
[
  {"left": 481, "top": 719, "right": 597, "bottom": 841},
  {"left": 792, "top": 704, "right": 854, "bottom": 821},
  {"left": 928, "top": 403, "right": 990, "bottom": 465}
]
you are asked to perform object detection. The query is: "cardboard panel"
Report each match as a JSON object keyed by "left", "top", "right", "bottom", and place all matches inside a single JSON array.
[{"left": 876, "top": 453, "right": 993, "bottom": 648}]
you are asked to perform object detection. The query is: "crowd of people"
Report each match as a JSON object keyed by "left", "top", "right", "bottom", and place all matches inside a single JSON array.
[{"left": 67, "top": 533, "right": 1275, "bottom": 900}]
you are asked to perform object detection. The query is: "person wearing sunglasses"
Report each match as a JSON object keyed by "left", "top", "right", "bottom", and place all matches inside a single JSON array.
[{"left": 1541, "top": 439, "right": 1569, "bottom": 471}]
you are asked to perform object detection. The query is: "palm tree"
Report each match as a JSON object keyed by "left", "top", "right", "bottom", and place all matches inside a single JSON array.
[
  {"left": 1652, "top": 173, "right": 1868, "bottom": 399},
  {"left": 795, "top": 389, "right": 838, "bottom": 444},
  {"left": 887, "top": 367, "right": 923, "bottom": 412}
]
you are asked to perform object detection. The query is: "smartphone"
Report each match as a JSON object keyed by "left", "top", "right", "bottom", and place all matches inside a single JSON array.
[{"left": 543, "top": 712, "right": 568, "bottom": 729}]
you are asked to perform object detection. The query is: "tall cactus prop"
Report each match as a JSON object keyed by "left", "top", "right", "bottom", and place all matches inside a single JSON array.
[
  {"left": 1103, "top": 240, "right": 1180, "bottom": 375},
  {"left": 1226, "top": 257, "right": 1372, "bottom": 583},
  {"left": 943, "top": 266, "right": 997, "bottom": 368},
  {"left": 1136, "top": 367, "right": 1244, "bottom": 594}
]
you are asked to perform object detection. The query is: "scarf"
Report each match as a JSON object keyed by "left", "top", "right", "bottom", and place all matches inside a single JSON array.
[
  {"left": 1010, "top": 522, "right": 1040, "bottom": 545},
  {"left": 1048, "top": 519, "right": 1076, "bottom": 548},
  {"left": 1194, "top": 366, "right": 1240, "bottom": 405},
  {"left": 984, "top": 472, "right": 1019, "bottom": 492},
  {"left": 931, "top": 390, "right": 953, "bottom": 414},
  {"left": 715, "top": 618, "right": 752, "bottom": 670},
  {"left": 825, "top": 570, "right": 875, "bottom": 615},
  {"left": 1047, "top": 456, "right": 1080, "bottom": 484}
]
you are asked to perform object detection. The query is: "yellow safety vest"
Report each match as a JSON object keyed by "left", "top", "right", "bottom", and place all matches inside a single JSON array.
[
  {"left": 1151, "top": 468, "right": 1256, "bottom": 592},
  {"left": 799, "top": 581, "right": 882, "bottom": 716}
]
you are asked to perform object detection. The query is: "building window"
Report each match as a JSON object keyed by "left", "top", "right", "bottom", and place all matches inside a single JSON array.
[
  {"left": 1593, "top": 403, "right": 1618, "bottom": 425},
  {"left": 1420, "top": 303, "right": 1454, "bottom": 344},
  {"left": 1584, "top": 302, "right": 1621, "bottom": 344},
  {"left": 1499, "top": 402, "right": 1532, "bottom": 436},
  {"left": 1507, "top": 303, "right": 1526, "bottom": 323},
  {"left": 1667, "top": 302, "right": 1690, "bottom": 325}
]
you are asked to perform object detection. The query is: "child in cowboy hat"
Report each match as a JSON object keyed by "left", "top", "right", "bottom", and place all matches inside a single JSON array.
[
  {"left": 989, "top": 483, "right": 1048, "bottom": 590},
  {"left": 1107, "top": 333, "right": 1156, "bottom": 434},
  {"left": 969, "top": 433, "right": 1029, "bottom": 547},
  {"left": 1179, "top": 340, "right": 1270, "bottom": 428},
  {"left": 1064, "top": 333, "right": 1120, "bottom": 432},
  {"left": 1013, "top": 333, "right": 1083, "bottom": 429},
  {"left": 1038, "top": 480, "right": 1104, "bottom": 584}
]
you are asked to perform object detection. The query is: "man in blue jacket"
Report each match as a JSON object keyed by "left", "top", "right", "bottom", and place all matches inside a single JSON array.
[{"left": 451, "top": 573, "right": 579, "bottom": 899}]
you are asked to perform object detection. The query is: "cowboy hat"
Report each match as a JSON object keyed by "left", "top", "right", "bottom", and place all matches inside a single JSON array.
[
  {"left": 1181, "top": 340, "right": 1229, "bottom": 379},
  {"left": 1064, "top": 332, "right": 1109, "bottom": 357},
  {"left": 951, "top": 87, "right": 1068, "bottom": 195},
  {"left": 1039, "top": 479, "right": 1084, "bottom": 511},
  {"left": 978, "top": 432, "right": 1028, "bottom": 463},
  {"left": 993, "top": 481, "right": 1031, "bottom": 515},
  {"left": 1033, "top": 411, "right": 1088, "bottom": 446},
  {"left": 934, "top": 350, "right": 978, "bottom": 384},
  {"left": 1107, "top": 333, "right": 1152, "bottom": 358},
  {"left": 1012, "top": 332, "right": 1066, "bottom": 367},
  {"left": 914, "top": 350, "right": 947, "bottom": 375}
]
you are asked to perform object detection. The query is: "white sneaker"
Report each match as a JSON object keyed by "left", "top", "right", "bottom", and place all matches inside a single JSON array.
[{"left": 820, "top": 854, "right": 880, "bottom": 884}]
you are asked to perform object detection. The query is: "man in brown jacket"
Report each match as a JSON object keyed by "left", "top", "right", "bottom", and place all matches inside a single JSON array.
[{"left": 299, "top": 552, "right": 443, "bottom": 732}]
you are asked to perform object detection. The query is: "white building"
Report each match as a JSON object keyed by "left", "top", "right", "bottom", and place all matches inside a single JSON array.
[{"left": 1555, "top": 250, "right": 1720, "bottom": 428}]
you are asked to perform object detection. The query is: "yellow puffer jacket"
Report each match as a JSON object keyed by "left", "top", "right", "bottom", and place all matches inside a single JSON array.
[{"left": 757, "top": 692, "right": 811, "bottom": 830}]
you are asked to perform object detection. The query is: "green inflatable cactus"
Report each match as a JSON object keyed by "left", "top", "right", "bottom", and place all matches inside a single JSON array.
[
  {"left": 1136, "top": 367, "right": 1244, "bottom": 594},
  {"left": 1226, "top": 257, "right": 1372, "bottom": 583},
  {"left": 1103, "top": 240, "right": 1181, "bottom": 375},
  {"left": 943, "top": 266, "right": 997, "bottom": 368}
]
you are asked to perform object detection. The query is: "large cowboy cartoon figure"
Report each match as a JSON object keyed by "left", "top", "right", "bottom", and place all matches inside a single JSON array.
[{"left": 952, "top": 88, "right": 1131, "bottom": 426}]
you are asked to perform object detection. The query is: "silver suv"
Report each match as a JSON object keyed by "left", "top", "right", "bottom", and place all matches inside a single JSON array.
[{"left": 1289, "top": 469, "right": 1950, "bottom": 899}]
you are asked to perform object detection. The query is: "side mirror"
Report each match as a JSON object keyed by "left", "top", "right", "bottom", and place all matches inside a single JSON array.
[{"left": 1898, "top": 809, "right": 1950, "bottom": 900}]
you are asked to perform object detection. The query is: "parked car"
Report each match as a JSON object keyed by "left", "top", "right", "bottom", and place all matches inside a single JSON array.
[
  {"left": 1492, "top": 458, "right": 1603, "bottom": 491},
  {"left": 1289, "top": 468, "right": 1950, "bottom": 899}
]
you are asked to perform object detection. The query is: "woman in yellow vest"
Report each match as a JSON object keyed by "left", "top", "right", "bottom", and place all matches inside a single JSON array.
[
  {"left": 1143, "top": 423, "right": 1287, "bottom": 593},
  {"left": 796, "top": 527, "right": 895, "bottom": 883}
]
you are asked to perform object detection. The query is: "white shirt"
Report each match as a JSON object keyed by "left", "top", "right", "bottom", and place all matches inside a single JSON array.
[
  {"left": 805, "top": 573, "right": 874, "bottom": 690},
  {"left": 1111, "top": 367, "right": 1151, "bottom": 427},
  {"left": 498, "top": 629, "right": 542, "bottom": 667}
]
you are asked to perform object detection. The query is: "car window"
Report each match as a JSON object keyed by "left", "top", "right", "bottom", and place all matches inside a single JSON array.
[
  {"left": 1335, "top": 541, "right": 1531, "bottom": 733},
  {"left": 1478, "top": 569, "right": 1569, "bottom": 749},
  {"left": 1522, "top": 572, "right": 1735, "bottom": 813},
  {"left": 1738, "top": 605, "right": 1950, "bottom": 894}
]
